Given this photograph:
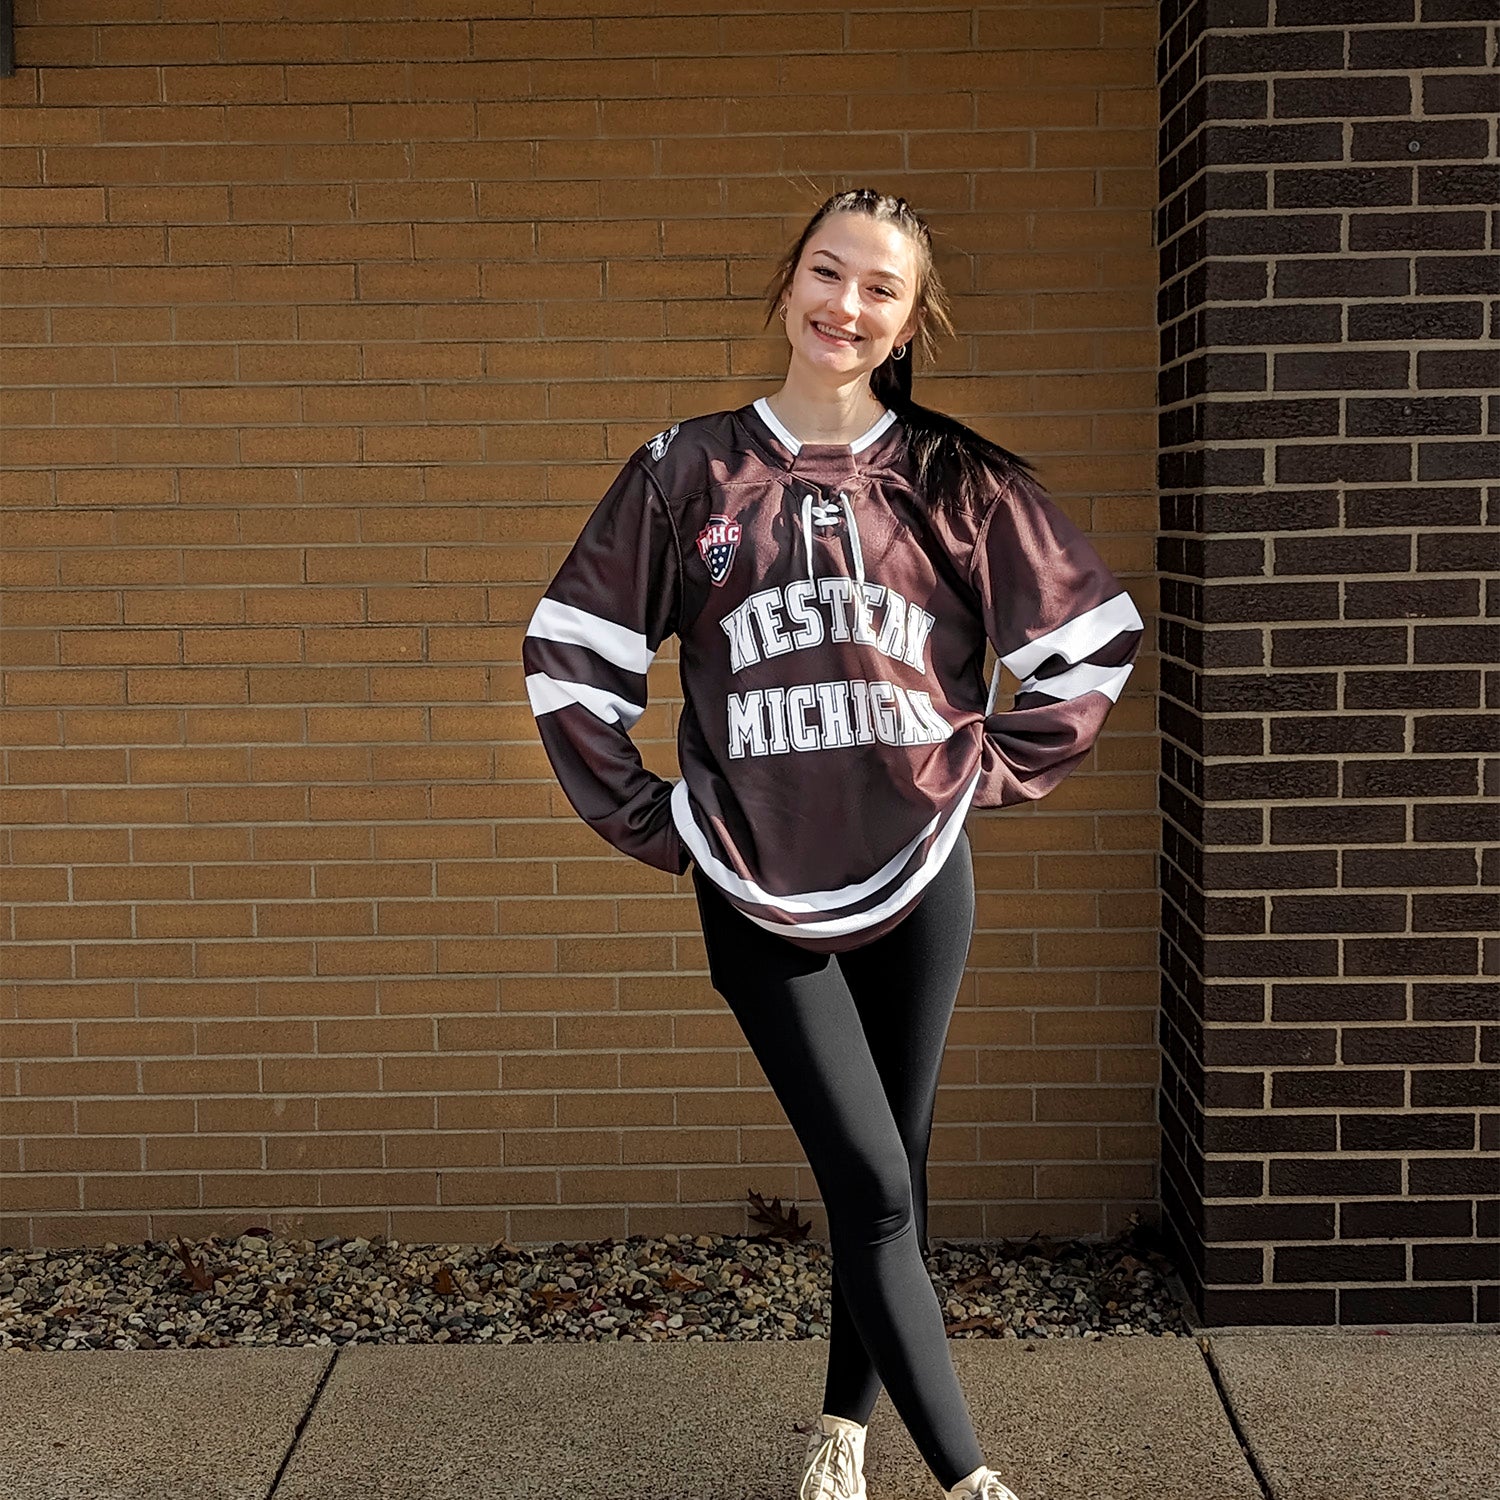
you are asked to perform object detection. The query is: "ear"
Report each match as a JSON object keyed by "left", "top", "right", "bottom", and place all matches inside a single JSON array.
[{"left": 895, "top": 314, "right": 919, "bottom": 349}]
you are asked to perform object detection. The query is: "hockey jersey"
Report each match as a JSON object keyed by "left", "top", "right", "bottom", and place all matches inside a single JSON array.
[{"left": 523, "top": 397, "right": 1145, "bottom": 953}]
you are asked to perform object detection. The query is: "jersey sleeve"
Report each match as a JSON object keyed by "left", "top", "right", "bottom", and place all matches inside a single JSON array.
[
  {"left": 522, "top": 452, "right": 689, "bottom": 874},
  {"left": 968, "top": 469, "right": 1145, "bottom": 810}
]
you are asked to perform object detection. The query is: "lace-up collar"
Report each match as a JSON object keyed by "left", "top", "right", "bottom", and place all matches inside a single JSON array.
[{"left": 742, "top": 397, "right": 903, "bottom": 589}]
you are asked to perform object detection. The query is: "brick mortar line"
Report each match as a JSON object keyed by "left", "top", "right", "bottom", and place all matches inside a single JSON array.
[
  {"left": 1158, "top": 353, "right": 1495, "bottom": 367},
  {"left": 1182, "top": 882, "right": 1488, "bottom": 894},
  {"left": 1165, "top": 239, "right": 1497, "bottom": 272},
  {"left": 1166, "top": 1120, "right": 1493, "bottom": 1141},
  {"left": 1191, "top": 978, "right": 1485, "bottom": 985},
  {"left": 1146, "top": 774, "right": 1488, "bottom": 786},
  {"left": 1204, "top": 1273, "right": 1496, "bottom": 1284},
  {"left": 1157, "top": 374, "right": 1495, "bottom": 386},
  {"left": 1158, "top": 166, "right": 1500, "bottom": 186},
  {"left": 1196, "top": 19, "right": 1498, "bottom": 32},
  {"left": 1156, "top": 435, "right": 1490, "bottom": 444},
  {"left": 1162, "top": 1065, "right": 1491, "bottom": 1085},
  {"left": 1197, "top": 1202, "right": 1494, "bottom": 1210},
  {"left": 1155, "top": 183, "right": 1490, "bottom": 225},
  {"left": 1195, "top": 1027, "right": 1486, "bottom": 1034},
  {"left": 1169, "top": 380, "right": 1495, "bottom": 389},
  {"left": 1146, "top": 627, "right": 1488, "bottom": 639},
  {"left": 1155, "top": 126, "right": 1492, "bottom": 185},
  {"left": 1146, "top": 930, "right": 1488, "bottom": 942},
  {"left": 1155, "top": 789, "right": 1494, "bottom": 798}
]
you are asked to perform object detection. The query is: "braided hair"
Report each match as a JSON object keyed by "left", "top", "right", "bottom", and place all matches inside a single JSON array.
[{"left": 763, "top": 188, "right": 1034, "bottom": 516}]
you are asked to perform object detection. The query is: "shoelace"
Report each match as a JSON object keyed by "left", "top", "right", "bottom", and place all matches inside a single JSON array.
[
  {"left": 798, "top": 489, "right": 867, "bottom": 589},
  {"left": 799, "top": 1426, "right": 862, "bottom": 1500}
]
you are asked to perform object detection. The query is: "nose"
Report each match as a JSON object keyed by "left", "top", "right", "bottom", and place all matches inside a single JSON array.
[{"left": 829, "top": 279, "right": 860, "bottom": 323}]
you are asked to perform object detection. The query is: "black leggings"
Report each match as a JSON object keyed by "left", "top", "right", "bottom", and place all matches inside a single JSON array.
[{"left": 691, "top": 829, "right": 984, "bottom": 1491}]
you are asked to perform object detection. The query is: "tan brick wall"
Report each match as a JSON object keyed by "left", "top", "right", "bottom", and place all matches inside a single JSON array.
[{"left": 0, "top": 1, "right": 1159, "bottom": 1250}]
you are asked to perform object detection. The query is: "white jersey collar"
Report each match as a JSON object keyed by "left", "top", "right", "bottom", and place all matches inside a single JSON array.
[{"left": 753, "top": 396, "right": 898, "bottom": 457}]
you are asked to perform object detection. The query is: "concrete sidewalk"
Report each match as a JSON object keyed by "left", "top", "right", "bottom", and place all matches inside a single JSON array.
[{"left": 1, "top": 1331, "right": 1495, "bottom": 1500}]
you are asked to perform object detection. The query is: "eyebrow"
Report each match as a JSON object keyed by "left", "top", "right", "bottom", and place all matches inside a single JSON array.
[{"left": 811, "top": 248, "right": 908, "bottom": 287}]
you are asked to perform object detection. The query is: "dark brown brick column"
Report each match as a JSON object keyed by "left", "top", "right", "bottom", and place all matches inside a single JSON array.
[{"left": 1155, "top": 0, "right": 1499, "bottom": 1326}]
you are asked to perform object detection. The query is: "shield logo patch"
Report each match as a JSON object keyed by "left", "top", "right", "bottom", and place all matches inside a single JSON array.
[{"left": 696, "top": 515, "right": 742, "bottom": 586}]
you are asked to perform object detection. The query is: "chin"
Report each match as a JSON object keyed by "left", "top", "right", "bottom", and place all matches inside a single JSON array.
[{"left": 793, "top": 339, "right": 870, "bottom": 376}]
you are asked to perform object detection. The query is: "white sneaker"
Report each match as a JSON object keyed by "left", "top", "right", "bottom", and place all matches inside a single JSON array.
[
  {"left": 946, "top": 1467, "right": 1021, "bottom": 1500},
  {"left": 799, "top": 1413, "right": 868, "bottom": 1500}
]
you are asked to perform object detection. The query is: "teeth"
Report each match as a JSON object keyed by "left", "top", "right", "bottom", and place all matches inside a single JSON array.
[{"left": 815, "top": 322, "right": 859, "bottom": 341}]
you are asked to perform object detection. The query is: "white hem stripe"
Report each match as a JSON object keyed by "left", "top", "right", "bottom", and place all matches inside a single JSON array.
[
  {"left": 738, "top": 775, "right": 976, "bottom": 938},
  {"left": 671, "top": 767, "right": 978, "bottom": 919},
  {"left": 672, "top": 777, "right": 934, "bottom": 910},
  {"left": 675, "top": 770, "right": 980, "bottom": 939}
]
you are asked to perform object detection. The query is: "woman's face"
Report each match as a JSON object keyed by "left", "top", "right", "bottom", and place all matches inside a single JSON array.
[{"left": 780, "top": 212, "right": 920, "bottom": 386}]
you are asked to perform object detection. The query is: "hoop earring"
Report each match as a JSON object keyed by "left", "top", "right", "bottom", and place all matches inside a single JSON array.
[
  {"left": 891, "top": 342, "right": 908, "bottom": 362},
  {"left": 778, "top": 305, "right": 788, "bottom": 322}
]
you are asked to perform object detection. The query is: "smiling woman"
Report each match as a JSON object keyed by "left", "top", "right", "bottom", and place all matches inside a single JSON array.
[
  {"left": 766, "top": 199, "right": 925, "bottom": 424},
  {"left": 522, "top": 187, "right": 1144, "bottom": 1500},
  {"left": 772, "top": 217, "right": 919, "bottom": 421}
]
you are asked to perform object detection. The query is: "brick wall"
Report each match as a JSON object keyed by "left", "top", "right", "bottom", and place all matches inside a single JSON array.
[
  {"left": 1157, "top": 0, "right": 1498, "bottom": 1325},
  {"left": 0, "top": 3, "right": 1159, "bottom": 1250}
]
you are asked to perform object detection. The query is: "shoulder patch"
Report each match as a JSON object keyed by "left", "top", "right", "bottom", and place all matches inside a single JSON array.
[
  {"left": 646, "top": 423, "right": 680, "bottom": 462},
  {"left": 696, "top": 514, "right": 741, "bottom": 586}
]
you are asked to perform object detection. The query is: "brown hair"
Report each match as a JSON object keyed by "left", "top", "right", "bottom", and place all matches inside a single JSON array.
[{"left": 763, "top": 188, "right": 1032, "bottom": 516}]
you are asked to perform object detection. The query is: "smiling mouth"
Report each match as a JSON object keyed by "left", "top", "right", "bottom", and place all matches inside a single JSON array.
[{"left": 812, "top": 321, "right": 862, "bottom": 344}]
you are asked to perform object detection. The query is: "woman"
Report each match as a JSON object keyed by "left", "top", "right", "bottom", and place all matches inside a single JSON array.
[{"left": 523, "top": 188, "right": 1144, "bottom": 1500}]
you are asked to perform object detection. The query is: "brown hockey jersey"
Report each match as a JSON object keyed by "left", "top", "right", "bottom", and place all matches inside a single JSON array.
[{"left": 523, "top": 399, "right": 1144, "bottom": 952}]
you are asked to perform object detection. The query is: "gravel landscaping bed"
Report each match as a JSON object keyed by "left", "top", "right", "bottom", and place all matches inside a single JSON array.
[{"left": 0, "top": 1212, "right": 1189, "bottom": 1353}]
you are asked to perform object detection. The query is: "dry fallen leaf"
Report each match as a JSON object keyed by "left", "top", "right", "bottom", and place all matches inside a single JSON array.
[
  {"left": 747, "top": 1187, "right": 811, "bottom": 1241},
  {"left": 173, "top": 1237, "right": 214, "bottom": 1293},
  {"left": 946, "top": 1315, "right": 1002, "bottom": 1334}
]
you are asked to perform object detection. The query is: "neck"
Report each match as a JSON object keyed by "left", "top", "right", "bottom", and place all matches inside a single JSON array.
[{"left": 765, "top": 365, "right": 885, "bottom": 446}]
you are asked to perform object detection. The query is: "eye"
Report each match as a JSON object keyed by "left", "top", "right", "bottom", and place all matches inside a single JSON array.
[
  {"left": 872, "top": 285, "right": 894, "bottom": 298},
  {"left": 813, "top": 266, "right": 837, "bottom": 278}
]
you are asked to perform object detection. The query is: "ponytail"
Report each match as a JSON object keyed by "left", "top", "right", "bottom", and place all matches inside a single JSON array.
[{"left": 768, "top": 188, "right": 1034, "bottom": 518}]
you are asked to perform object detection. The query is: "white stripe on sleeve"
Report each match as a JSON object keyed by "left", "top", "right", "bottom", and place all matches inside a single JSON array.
[
  {"left": 526, "top": 598, "right": 656, "bottom": 676},
  {"left": 1018, "top": 658, "right": 1135, "bottom": 705},
  {"left": 1000, "top": 591, "right": 1143, "bottom": 681},
  {"left": 526, "top": 672, "right": 645, "bottom": 730}
]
